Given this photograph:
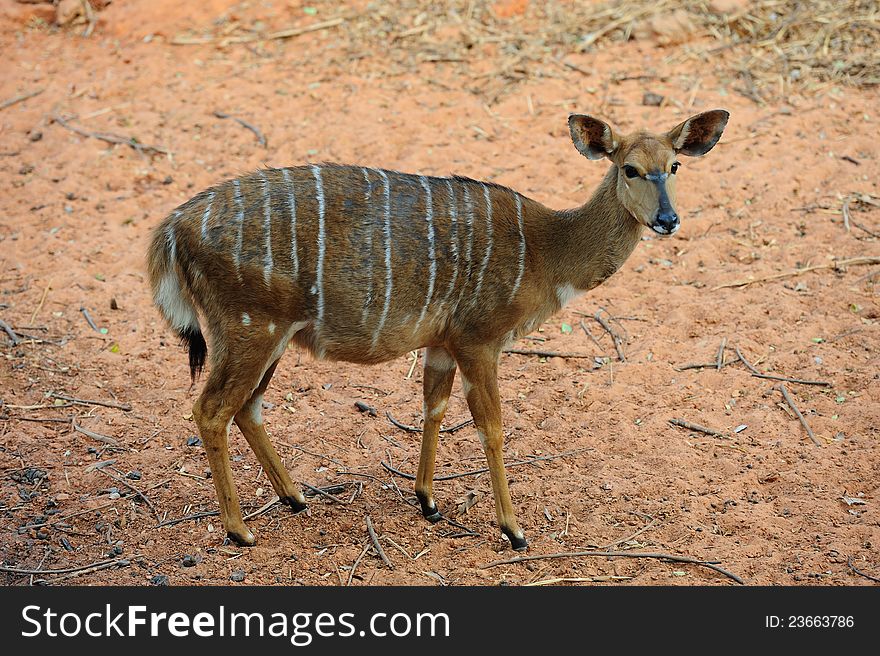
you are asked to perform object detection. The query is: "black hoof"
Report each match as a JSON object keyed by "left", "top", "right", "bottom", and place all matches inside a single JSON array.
[
  {"left": 502, "top": 527, "right": 528, "bottom": 552},
  {"left": 226, "top": 531, "right": 255, "bottom": 547},
  {"left": 416, "top": 494, "right": 444, "bottom": 523},
  {"left": 280, "top": 496, "right": 308, "bottom": 513}
]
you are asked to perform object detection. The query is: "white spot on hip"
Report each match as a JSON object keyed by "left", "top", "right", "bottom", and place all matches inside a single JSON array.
[
  {"left": 241, "top": 312, "right": 251, "bottom": 326},
  {"left": 268, "top": 322, "right": 276, "bottom": 335},
  {"left": 555, "top": 283, "right": 583, "bottom": 308},
  {"left": 430, "top": 399, "right": 448, "bottom": 420}
]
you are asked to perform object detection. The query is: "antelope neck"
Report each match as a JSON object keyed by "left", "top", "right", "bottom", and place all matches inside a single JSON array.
[{"left": 535, "top": 165, "right": 643, "bottom": 294}]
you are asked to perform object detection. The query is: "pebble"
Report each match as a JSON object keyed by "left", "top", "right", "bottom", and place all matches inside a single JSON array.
[
  {"left": 230, "top": 570, "right": 246, "bottom": 582},
  {"left": 186, "top": 436, "right": 202, "bottom": 447},
  {"left": 126, "top": 470, "right": 142, "bottom": 480},
  {"left": 182, "top": 554, "right": 200, "bottom": 567},
  {"left": 150, "top": 574, "right": 169, "bottom": 586}
]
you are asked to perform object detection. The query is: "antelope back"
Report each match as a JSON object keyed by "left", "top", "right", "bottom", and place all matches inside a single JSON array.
[{"left": 156, "top": 165, "right": 534, "bottom": 362}]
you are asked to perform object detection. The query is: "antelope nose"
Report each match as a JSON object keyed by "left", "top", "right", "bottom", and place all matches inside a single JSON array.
[{"left": 652, "top": 212, "right": 679, "bottom": 235}]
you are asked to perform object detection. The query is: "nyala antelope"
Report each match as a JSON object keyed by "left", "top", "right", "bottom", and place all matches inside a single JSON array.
[{"left": 148, "top": 109, "right": 729, "bottom": 550}]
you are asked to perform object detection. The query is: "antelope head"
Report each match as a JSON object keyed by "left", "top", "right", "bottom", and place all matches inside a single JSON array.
[{"left": 568, "top": 109, "right": 729, "bottom": 236}]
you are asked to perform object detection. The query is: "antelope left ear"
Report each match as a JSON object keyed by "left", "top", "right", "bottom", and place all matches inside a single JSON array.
[{"left": 667, "top": 109, "right": 729, "bottom": 157}]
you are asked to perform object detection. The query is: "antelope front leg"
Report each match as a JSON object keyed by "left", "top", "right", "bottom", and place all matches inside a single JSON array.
[
  {"left": 415, "top": 347, "right": 457, "bottom": 522},
  {"left": 455, "top": 348, "right": 527, "bottom": 551}
]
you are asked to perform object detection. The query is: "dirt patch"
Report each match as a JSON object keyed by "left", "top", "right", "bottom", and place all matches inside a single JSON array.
[{"left": 1, "top": 0, "right": 878, "bottom": 586}]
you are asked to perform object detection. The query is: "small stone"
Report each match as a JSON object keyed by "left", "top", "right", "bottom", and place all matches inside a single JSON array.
[
  {"left": 181, "top": 554, "right": 200, "bottom": 567},
  {"left": 150, "top": 574, "right": 169, "bottom": 586},
  {"left": 186, "top": 436, "right": 202, "bottom": 447},
  {"left": 29, "top": 131, "right": 43, "bottom": 142},
  {"left": 230, "top": 570, "right": 246, "bottom": 582},
  {"left": 642, "top": 92, "right": 664, "bottom": 107},
  {"left": 126, "top": 470, "right": 142, "bottom": 480}
]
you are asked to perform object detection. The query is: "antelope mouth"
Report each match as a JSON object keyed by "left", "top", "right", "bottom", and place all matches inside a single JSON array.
[{"left": 650, "top": 222, "right": 680, "bottom": 236}]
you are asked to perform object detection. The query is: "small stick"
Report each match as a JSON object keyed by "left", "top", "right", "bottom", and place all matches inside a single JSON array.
[
  {"left": 579, "top": 319, "right": 604, "bottom": 350},
  {"left": 52, "top": 113, "right": 170, "bottom": 156},
  {"left": 0, "top": 87, "right": 44, "bottom": 111},
  {"left": 503, "top": 348, "right": 595, "bottom": 359},
  {"left": 213, "top": 111, "right": 267, "bottom": 147},
  {"left": 440, "top": 418, "right": 474, "bottom": 434},
  {"left": 669, "top": 418, "right": 726, "bottom": 439},
  {"left": 734, "top": 345, "right": 762, "bottom": 375},
  {"left": 735, "top": 346, "right": 830, "bottom": 387},
  {"left": 479, "top": 550, "right": 743, "bottom": 584},
  {"left": 713, "top": 256, "right": 880, "bottom": 290},
  {"left": 674, "top": 359, "right": 735, "bottom": 371},
  {"left": 73, "top": 420, "right": 120, "bottom": 446},
  {"left": 594, "top": 310, "right": 626, "bottom": 361},
  {"left": 96, "top": 468, "right": 160, "bottom": 521},
  {"left": 0, "top": 557, "right": 127, "bottom": 577},
  {"left": 0, "top": 319, "right": 22, "bottom": 345},
  {"left": 79, "top": 306, "right": 101, "bottom": 332},
  {"left": 847, "top": 557, "right": 880, "bottom": 583},
  {"left": 750, "top": 372, "right": 831, "bottom": 387},
  {"left": 842, "top": 195, "right": 852, "bottom": 232},
  {"left": 347, "top": 543, "right": 371, "bottom": 586},
  {"left": 49, "top": 392, "right": 132, "bottom": 411},
  {"left": 716, "top": 337, "right": 727, "bottom": 370},
  {"left": 385, "top": 411, "right": 472, "bottom": 434},
  {"left": 300, "top": 480, "right": 347, "bottom": 505},
  {"left": 381, "top": 447, "right": 590, "bottom": 482},
  {"left": 598, "top": 517, "right": 658, "bottom": 550},
  {"left": 778, "top": 384, "right": 821, "bottom": 447},
  {"left": 365, "top": 515, "right": 394, "bottom": 569},
  {"left": 156, "top": 511, "right": 218, "bottom": 528},
  {"left": 29, "top": 279, "right": 52, "bottom": 324}
]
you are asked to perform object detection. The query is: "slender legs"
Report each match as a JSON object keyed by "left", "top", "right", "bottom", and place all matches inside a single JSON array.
[
  {"left": 415, "top": 347, "right": 457, "bottom": 521},
  {"left": 192, "top": 331, "right": 302, "bottom": 547},
  {"left": 234, "top": 359, "right": 307, "bottom": 512},
  {"left": 453, "top": 347, "right": 527, "bottom": 551},
  {"left": 415, "top": 345, "right": 527, "bottom": 551}
]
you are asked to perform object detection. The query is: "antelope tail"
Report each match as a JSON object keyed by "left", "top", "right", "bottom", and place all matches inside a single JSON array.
[{"left": 146, "top": 217, "right": 207, "bottom": 380}]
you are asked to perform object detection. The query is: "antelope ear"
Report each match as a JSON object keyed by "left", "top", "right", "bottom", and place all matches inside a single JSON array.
[
  {"left": 568, "top": 114, "right": 617, "bottom": 161},
  {"left": 667, "top": 109, "right": 729, "bottom": 157}
]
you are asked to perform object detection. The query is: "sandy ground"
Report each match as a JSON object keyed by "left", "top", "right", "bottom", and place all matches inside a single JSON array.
[{"left": 1, "top": 0, "right": 878, "bottom": 586}]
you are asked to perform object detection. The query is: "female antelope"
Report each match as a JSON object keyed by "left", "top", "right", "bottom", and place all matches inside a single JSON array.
[{"left": 148, "top": 110, "right": 729, "bottom": 550}]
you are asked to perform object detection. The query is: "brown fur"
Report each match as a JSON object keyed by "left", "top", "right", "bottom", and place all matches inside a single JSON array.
[{"left": 148, "top": 110, "right": 729, "bottom": 549}]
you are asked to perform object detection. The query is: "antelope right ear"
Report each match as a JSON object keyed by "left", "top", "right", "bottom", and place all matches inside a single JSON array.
[{"left": 568, "top": 114, "right": 617, "bottom": 161}]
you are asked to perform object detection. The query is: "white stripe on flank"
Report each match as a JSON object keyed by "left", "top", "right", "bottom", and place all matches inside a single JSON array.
[
  {"left": 232, "top": 179, "right": 244, "bottom": 279},
  {"left": 455, "top": 183, "right": 475, "bottom": 311},
  {"left": 311, "top": 165, "right": 326, "bottom": 331},
  {"left": 361, "top": 167, "right": 374, "bottom": 324},
  {"left": 165, "top": 211, "right": 181, "bottom": 264},
  {"left": 413, "top": 175, "right": 436, "bottom": 334},
  {"left": 200, "top": 193, "right": 214, "bottom": 241},
  {"left": 509, "top": 193, "right": 526, "bottom": 302},
  {"left": 439, "top": 179, "right": 459, "bottom": 311},
  {"left": 371, "top": 169, "right": 393, "bottom": 351},
  {"left": 281, "top": 168, "right": 299, "bottom": 280},
  {"left": 261, "top": 172, "right": 274, "bottom": 286},
  {"left": 472, "top": 183, "right": 494, "bottom": 302}
]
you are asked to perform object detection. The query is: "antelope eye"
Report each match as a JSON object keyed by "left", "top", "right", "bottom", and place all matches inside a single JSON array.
[
  {"left": 623, "top": 165, "right": 639, "bottom": 179},
  {"left": 670, "top": 161, "right": 680, "bottom": 174}
]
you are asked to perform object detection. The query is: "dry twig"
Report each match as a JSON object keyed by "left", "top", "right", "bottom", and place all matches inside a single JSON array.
[
  {"left": 480, "top": 550, "right": 743, "bottom": 584},
  {"left": 365, "top": 515, "right": 394, "bottom": 569},
  {"left": 778, "top": 384, "right": 821, "bottom": 447}
]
